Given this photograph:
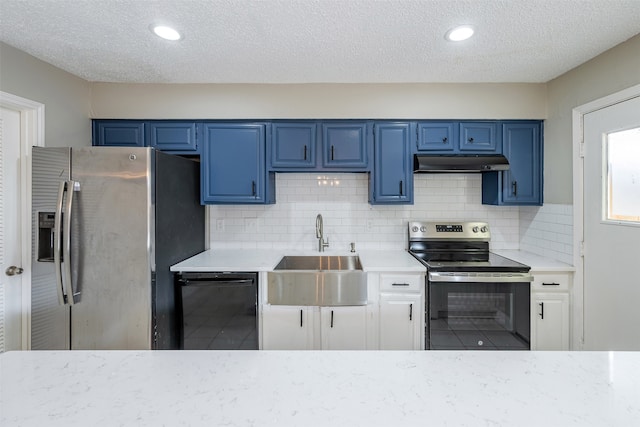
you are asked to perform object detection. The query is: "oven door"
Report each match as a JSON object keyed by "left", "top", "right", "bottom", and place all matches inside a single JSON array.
[{"left": 427, "top": 272, "right": 531, "bottom": 350}]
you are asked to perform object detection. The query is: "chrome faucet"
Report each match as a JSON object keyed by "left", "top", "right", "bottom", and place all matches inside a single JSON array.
[{"left": 315, "top": 214, "right": 329, "bottom": 252}]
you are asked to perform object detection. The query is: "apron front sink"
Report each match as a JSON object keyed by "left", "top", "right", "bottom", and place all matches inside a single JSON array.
[{"left": 268, "top": 256, "right": 366, "bottom": 306}]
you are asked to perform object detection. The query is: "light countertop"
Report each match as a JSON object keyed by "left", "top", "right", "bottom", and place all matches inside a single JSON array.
[
  {"left": 2, "top": 350, "right": 638, "bottom": 426},
  {"left": 170, "top": 249, "right": 426, "bottom": 273},
  {"left": 493, "top": 250, "right": 575, "bottom": 272}
]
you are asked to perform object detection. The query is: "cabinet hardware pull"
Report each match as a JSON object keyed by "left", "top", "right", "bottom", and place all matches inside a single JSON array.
[
  {"left": 399, "top": 180, "right": 403, "bottom": 196},
  {"left": 512, "top": 181, "right": 518, "bottom": 196},
  {"left": 303, "top": 145, "right": 307, "bottom": 161},
  {"left": 300, "top": 309, "right": 303, "bottom": 327},
  {"left": 468, "top": 137, "right": 474, "bottom": 143},
  {"left": 392, "top": 283, "right": 410, "bottom": 286},
  {"left": 539, "top": 302, "right": 544, "bottom": 320},
  {"left": 252, "top": 180, "right": 256, "bottom": 197},
  {"left": 542, "top": 282, "right": 560, "bottom": 286},
  {"left": 442, "top": 137, "right": 448, "bottom": 143},
  {"left": 331, "top": 145, "right": 335, "bottom": 161},
  {"left": 330, "top": 310, "right": 334, "bottom": 328},
  {"left": 409, "top": 303, "right": 413, "bottom": 321}
]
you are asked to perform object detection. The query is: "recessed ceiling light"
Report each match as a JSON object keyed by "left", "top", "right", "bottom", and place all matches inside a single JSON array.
[
  {"left": 152, "top": 25, "right": 182, "bottom": 41},
  {"left": 445, "top": 25, "right": 474, "bottom": 42}
]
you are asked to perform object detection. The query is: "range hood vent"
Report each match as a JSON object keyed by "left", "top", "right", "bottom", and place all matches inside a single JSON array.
[{"left": 413, "top": 154, "right": 510, "bottom": 173}]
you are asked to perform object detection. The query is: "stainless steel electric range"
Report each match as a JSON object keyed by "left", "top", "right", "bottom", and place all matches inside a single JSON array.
[{"left": 408, "top": 221, "right": 533, "bottom": 350}]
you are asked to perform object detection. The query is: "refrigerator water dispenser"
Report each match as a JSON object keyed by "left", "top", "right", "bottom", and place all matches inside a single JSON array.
[{"left": 37, "top": 212, "right": 57, "bottom": 262}]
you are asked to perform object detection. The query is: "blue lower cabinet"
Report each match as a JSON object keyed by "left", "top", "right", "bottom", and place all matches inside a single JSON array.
[
  {"left": 482, "top": 121, "right": 543, "bottom": 206},
  {"left": 201, "top": 123, "right": 274, "bottom": 204},
  {"left": 370, "top": 122, "right": 414, "bottom": 204},
  {"left": 147, "top": 121, "right": 198, "bottom": 153},
  {"left": 93, "top": 121, "right": 145, "bottom": 147}
]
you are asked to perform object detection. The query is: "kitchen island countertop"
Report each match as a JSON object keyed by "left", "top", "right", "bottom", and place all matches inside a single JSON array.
[
  {"left": 1, "top": 350, "right": 638, "bottom": 426},
  {"left": 170, "top": 249, "right": 426, "bottom": 273}
]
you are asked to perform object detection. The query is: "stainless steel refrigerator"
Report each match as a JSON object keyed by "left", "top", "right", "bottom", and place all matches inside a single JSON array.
[{"left": 31, "top": 147, "right": 205, "bottom": 350}]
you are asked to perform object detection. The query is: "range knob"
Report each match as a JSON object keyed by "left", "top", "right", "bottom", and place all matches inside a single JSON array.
[
  {"left": 420, "top": 226, "right": 427, "bottom": 232},
  {"left": 411, "top": 226, "right": 419, "bottom": 233},
  {"left": 481, "top": 226, "right": 488, "bottom": 233},
  {"left": 472, "top": 226, "right": 479, "bottom": 233}
]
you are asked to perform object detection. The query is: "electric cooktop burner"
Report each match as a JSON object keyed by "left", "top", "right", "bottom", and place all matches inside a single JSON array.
[{"left": 407, "top": 221, "right": 530, "bottom": 273}]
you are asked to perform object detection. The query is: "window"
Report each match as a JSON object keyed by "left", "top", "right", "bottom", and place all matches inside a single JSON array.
[{"left": 606, "top": 127, "right": 640, "bottom": 223}]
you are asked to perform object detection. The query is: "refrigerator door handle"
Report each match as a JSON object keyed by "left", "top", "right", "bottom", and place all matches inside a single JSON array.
[
  {"left": 54, "top": 181, "right": 67, "bottom": 305},
  {"left": 63, "top": 180, "right": 80, "bottom": 305}
]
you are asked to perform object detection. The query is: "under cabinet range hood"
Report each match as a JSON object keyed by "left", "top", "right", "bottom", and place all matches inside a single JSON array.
[{"left": 413, "top": 154, "right": 510, "bottom": 173}]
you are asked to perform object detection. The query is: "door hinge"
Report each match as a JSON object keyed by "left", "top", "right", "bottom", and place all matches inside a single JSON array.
[
  {"left": 579, "top": 140, "right": 585, "bottom": 158},
  {"left": 579, "top": 241, "right": 585, "bottom": 257}
]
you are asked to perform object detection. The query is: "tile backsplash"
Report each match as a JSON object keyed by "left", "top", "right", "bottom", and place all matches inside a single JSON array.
[
  {"left": 208, "top": 173, "right": 525, "bottom": 252},
  {"left": 519, "top": 203, "right": 573, "bottom": 264}
]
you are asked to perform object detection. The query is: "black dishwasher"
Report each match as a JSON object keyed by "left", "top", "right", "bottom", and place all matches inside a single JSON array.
[{"left": 175, "top": 272, "right": 258, "bottom": 350}]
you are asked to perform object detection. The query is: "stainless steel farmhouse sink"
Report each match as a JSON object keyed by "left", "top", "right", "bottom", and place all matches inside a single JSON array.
[
  {"left": 268, "top": 256, "right": 367, "bottom": 306},
  {"left": 274, "top": 255, "right": 362, "bottom": 271}
]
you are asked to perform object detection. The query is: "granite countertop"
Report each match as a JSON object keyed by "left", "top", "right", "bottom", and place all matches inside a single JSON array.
[
  {"left": 170, "top": 249, "right": 426, "bottom": 273},
  {"left": 2, "top": 350, "right": 639, "bottom": 426}
]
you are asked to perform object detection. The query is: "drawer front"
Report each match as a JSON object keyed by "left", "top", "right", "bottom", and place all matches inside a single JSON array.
[
  {"left": 531, "top": 273, "right": 571, "bottom": 292},
  {"left": 380, "top": 274, "right": 424, "bottom": 292}
]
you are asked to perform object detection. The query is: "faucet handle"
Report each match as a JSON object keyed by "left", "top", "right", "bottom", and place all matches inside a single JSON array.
[{"left": 322, "top": 237, "right": 330, "bottom": 250}]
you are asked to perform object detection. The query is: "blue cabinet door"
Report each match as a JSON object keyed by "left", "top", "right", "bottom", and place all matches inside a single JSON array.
[
  {"left": 482, "top": 121, "right": 543, "bottom": 206},
  {"left": 370, "top": 122, "right": 414, "bottom": 204},
  {"left": 321, "top": 122, "right": 369, "bottom": 169},
  {"left": 459, "top": 122, "right": 498, "bottom": 151},
  {"left": 417, "top": 122, "right": 455, "bottom": 151},
  {"left": 148, "top": 121, "right": 198, "bottom": 152},
  {"left": 416, "top": 121, "right": 499, "bottom": 153},
  {"left": 201, "top": 123, "right": 273, "bottom": 204},
  {"left": 271, "top": 123, "right": 317, "bottom": 168},
  {"left": 93, "top": 121, "right": 145, "bottom": 147}
]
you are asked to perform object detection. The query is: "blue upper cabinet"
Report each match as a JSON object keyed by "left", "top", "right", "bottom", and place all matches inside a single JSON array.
[
  {"left": 417, "top": 122, "right": 455, "bottom": 151},
  {"left": 147, "top": 121, "right": 198, "bottom": 153},
  {"left": 321, "top": 122, "right": 370, "bottom": 170},
  {"left": 459, "top": 122, "right": 498, "bottom": 151},
  {"left": 269, "top": 121, "right": 371, "bottom": 171},
  {"left": 482, "top": 121, "right": 543, "bottom": 206},
  {"left": 93, "top": 121, "right": 145, "bottom": 147},
  {"left": 416, "top": 121, "right": 499, "bottom": 153},
  {"left": 93, "top": 120, "right": 199, "bottom": 153},
  {"left": 270, "top": 123, "right": 317, "bottom": 168},
  {"left": 201, "top": 123, "right": 274, "bottom": 204},
  {"left": 370, "top": 122, "right": 414, "bottom": 204}
]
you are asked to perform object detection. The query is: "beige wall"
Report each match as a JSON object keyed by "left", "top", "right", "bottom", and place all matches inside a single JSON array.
[
  {"left": 90, "top": 82, "right": 546, "bottom": 120},
  {"left": 0, "top": 42, "right": 92, "bottom": 148},
  {"left": 545, "top": 34, "right": 640, "bottom": 204}
]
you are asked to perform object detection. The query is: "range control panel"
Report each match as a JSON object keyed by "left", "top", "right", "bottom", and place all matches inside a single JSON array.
[{"left": 408, "top": 221, "right": 491, "bottom": 241}]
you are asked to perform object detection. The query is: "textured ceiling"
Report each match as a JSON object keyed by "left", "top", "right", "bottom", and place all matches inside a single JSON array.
[{"left": 1, "top": 0, "right": 639, "bottom": 84}]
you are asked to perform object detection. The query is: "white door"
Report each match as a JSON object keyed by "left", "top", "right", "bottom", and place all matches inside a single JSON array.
[
  {"left": 583, "top": 95, "right": 640, "bottom": 350},
  {"left": 0, "top": 106, "right": 25, "bottom": 352}
]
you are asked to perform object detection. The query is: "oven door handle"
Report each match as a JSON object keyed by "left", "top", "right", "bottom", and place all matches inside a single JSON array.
[{"left": 428, "top": 272, "right": 533, "bottom": 283}]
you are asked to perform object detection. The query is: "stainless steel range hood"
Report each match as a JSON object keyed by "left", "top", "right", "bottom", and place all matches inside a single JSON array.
[{"left": 413, "top": 154, "right": 510, "bottom": 173}]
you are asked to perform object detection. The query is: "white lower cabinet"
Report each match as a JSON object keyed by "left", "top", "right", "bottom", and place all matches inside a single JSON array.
[
  {"left": 262, "top": 305, "right": 314, "bottom": 350},
  {"left": 261, "top": 304, "right": 368, "bottom": 350},
  {"left": 530, "top": 271, "right": 572, "bottom": 350},
  {"left": 320, "top": 306, "right": 367, "bottom": 350},
  {"left": 531, "top": 293, "right": 569, "bottom": 350},
  {"left": 377, "top": 273, "right": 425, "bottom": 350},
  {"left": 379, "top": 293, "right": 422, "bottom": 350}
]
